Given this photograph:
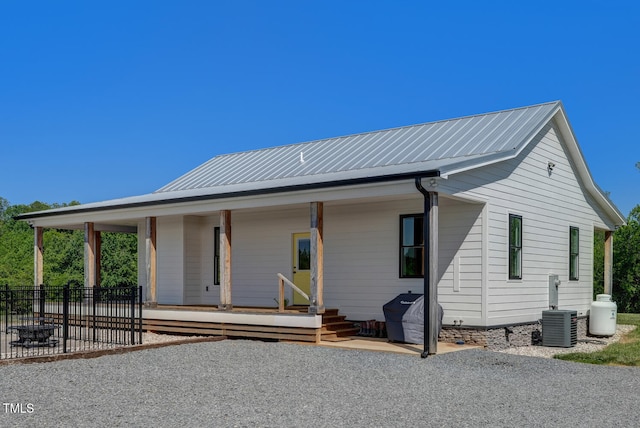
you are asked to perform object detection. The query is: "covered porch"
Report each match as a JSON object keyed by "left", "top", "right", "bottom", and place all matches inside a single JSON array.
[
  {"left": 140, "top": 305, "right": 482, "bottom": 355},
  {"left": 29, "top": 184, "right": 446, "bottom": 349},
  {"left": 142, "top": 304, "right": 340, "bottom": 343}
]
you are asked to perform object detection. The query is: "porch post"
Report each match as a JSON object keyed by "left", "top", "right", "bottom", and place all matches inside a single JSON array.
[
  {"left": 309, "top": 202, "right": 325, "bottom": 315},
  {"left": 34, "top": 226, "right": 44, "bottom": 287},
  {"left": 426, "top": 192, "right": 439, "bottom": 356},
  {"left": 84, "top": 222, "right": 96, "bottom": 287},
  {"left": 219, "top": 210, "right": 233, "bottom": 310},
  {"left": 145, "top": 217, "right": 157, "bottom": 306},
  {"left": 604, "top": 230, "right": 613, "bottom": 295},
  {"left": 415, "top": 178, "right": 440, "bottom": 357}
]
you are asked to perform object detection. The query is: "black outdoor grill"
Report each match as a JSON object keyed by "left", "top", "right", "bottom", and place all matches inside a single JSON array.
[{"left": 383, "top": 293, "right": 443, "bottom": 344}]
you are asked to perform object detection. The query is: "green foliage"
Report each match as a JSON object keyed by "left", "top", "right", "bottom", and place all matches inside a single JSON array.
[
  {"left": 593, "top": 205, "right": 640, "bottom": 313},
  {"left": 612, "top": 206, "right": 640, "bottom": 313},
  {"left": 0, "top": 199, "right": 39, "bottom": 285},
  {"left": 555, "top": 314, "right": 640, "bottom": 366},
  {"left": 43, "top": 229, "right": 84, "bottom": 286},
  {"left": 0, "top": 197, "right": 137, "bottom": 288},
  {"left": 593, "top": 230, "right": 604, "bottom": 297},
  {"left": 100, "top": 232, "right": 138, "bottom": 286}
]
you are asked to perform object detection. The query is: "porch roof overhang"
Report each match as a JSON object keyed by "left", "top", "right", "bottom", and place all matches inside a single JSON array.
[{"left": 16, "top": 168, "right": 442, "bottom": 228}]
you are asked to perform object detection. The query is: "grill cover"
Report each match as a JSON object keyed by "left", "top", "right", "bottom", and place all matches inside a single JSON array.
[{"left": 383, "top": 293, "right": 443, "bottom": 344}]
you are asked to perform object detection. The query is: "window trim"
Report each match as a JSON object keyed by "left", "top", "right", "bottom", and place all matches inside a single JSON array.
[
  {"left": 508, "top": 214, "right": 523, "bottom": 280},
  {"left": 399, "top": 214, "right": 424, "bottom": 278},
  {"left": 569, "top": 226, "right": 579, "bottom": 281}
]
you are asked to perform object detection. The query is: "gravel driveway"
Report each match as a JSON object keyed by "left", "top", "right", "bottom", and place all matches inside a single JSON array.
[{"left": 1, "top": 340, "right": 638, "bottom": 427}]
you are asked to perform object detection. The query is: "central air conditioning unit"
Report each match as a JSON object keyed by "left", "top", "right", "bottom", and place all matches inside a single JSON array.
[{"left": 542, "top": 309, "right": 577, "bottom": 347}]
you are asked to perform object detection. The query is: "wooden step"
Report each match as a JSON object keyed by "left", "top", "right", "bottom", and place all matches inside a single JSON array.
[
  {"left": 321, "top": 309, "right": 359, "bottom": 340},
  {"left": 321, "top": 336, "right": 353, "bottom": 342},
  {"left": 321, "top": 314, "right": 347, "bottom": 324},
  {"left": 321, "top": 327, "right": 360, "bottom": 340},
  {"left": 322, "top": 321, "right": 357, "bottom": 332}
]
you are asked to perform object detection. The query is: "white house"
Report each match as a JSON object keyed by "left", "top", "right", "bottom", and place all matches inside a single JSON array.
[{"left": 19, "top": 101, "right": 625, "bottom": 350}]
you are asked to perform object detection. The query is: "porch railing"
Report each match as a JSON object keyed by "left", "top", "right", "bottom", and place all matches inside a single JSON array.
[
  {"left": 276, "top": 273, "right": 309, "bottom": 313},
  {"left": 1, "top": 283, "right": 143, "bottom": 361}
]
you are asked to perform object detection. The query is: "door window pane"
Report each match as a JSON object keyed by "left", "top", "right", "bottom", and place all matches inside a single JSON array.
[{"left": 298, "top": 239, "right": 310, "bottom": 270}]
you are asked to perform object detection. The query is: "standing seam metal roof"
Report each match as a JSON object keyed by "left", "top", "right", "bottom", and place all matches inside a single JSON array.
[{"left": 156, "top": 101, "right": 561, "bottom": 193}]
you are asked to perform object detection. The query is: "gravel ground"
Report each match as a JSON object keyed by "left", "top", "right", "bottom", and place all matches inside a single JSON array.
[
  {"left": 1, "top": 338, "right": 639, "bottom": 427},
  {"left": 497, "top": 324, "right": 636, "bottom": 358}
]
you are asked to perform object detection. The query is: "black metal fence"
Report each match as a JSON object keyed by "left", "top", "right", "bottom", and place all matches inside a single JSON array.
[{"left": 1, "top": 284, "right": 142, "bottom": 361}]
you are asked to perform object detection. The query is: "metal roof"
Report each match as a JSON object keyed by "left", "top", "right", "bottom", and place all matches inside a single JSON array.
[
  {"left": 20, "top": 100, "right": 624, "bottom": 226},
  {"left": 156, "top": 101, "right": 561, "bottom": 193}
]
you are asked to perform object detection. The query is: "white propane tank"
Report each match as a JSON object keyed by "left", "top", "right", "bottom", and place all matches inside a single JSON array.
[{"left": 589, "top": 294, "right": 617, "bottom": 336}]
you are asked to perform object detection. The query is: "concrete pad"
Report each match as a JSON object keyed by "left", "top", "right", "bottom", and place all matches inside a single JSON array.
[{"left": 316, "top": 336, "right": 483, "bottom": 355}]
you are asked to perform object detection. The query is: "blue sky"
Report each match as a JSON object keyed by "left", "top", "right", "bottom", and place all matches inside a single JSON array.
[{"left": 1, "top": 1, "right": 638, "bottom": 216}]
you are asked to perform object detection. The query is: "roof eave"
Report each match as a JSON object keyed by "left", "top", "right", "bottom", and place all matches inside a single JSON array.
[
  {"left": 16, "top": 169, "right": 441, "bottom": 221},
  {"left": 441, "top": 102, "right": 625, "bottom": 227},
  {"left": 552, "top": 105, "right": 626, "bottom": 226}
]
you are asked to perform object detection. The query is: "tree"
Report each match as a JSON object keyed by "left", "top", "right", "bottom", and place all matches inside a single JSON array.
[
  {"left": 99, "top": 232, "right": 138, "bottom": 287},
  {"left": 0, "top": 200, "right": 38, "bottom": 285},
  {"left": 0, "top": 197, "right": 137, "bottom": 288},
  {"left": 593, "top": 230, "right": 605, "bottom": 297},
  {"left": 42, "top": 228, "right": 84, "bottom": 286},
  {"left": 611, "top": 205, "right": 640, "bottom": 312}
]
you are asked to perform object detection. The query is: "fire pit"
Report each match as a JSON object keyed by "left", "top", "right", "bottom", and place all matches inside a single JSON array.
[{"left": 9, "top": 318, "right": 60, "bottom": 348}]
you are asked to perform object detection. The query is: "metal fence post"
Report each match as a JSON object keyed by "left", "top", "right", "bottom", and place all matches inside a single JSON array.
[
  {"left": 3, "top": 285, "right": 8, "bottom": 334},
  {"left": 39, "top": 284, "right": 45, "bottom": 322},
  {"left": 138, "top": 286, "right": 143, "bottom": 345},
  {"left": 130, "top": 286, "right": 135, "bottom": 345},
  {"left": 63, "top": 284, "right": 69, "bottom": 353},
  {"left": 1, "top": 285, "right": 6, "bottom": 356},
  {"left": 92, "top": 285, "right": 98, "bottom": 343}
]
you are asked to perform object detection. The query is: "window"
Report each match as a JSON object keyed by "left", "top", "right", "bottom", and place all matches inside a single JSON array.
[
  {"left": 214, "top": 227, "right": 220, "bottom": 285},
  {"left": 569, "top": 227, "right": 579, "bottom": 280},
  {"left": 509, "top": 214, "right": 522, "bottom": 280},
  {"left": 400, "top": 214, "right": 424, "bottom": 278}
]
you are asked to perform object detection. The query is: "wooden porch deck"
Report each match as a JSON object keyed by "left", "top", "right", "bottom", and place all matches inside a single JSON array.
[{"left": 142, "top": 305, "right": 359, "bottom": 343}]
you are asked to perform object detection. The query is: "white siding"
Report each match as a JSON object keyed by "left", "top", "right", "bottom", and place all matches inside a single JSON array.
[
  {"left": 210, "top": 198, "right": 484, "bottom": 323},
  {"left": 199, "top": 216, "right": 219, "bottom": 305},
  {"left": 323, "top": 198, "right": 483, "bottom": 323},
  {"left": 183, "top": 216, "right": 202, "bottom": 305},
  {"left": 156, "top": 215, "right": 220, "bottom": 306},
  {"left": 435, "top": 201, "right": 484, "bottom": 325},
  {"left": 442, "top": 120, "right": 604, "bottom": 325},
  {"left": 157, "top": 217, "right": 184, "bottom": 305},
  {"left": 231, "top": 207, "right": 308, "bottom": 307}
]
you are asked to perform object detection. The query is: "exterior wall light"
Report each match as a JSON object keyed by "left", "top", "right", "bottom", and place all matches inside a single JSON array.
[{"left": 547, "top": 161, "right": 556, "bottom": 175}]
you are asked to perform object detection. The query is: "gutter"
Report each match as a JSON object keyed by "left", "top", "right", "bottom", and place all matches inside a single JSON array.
[
  {"left": 16, "top": 170, "right": 441, "bottom": 220},
  {"left": 415, "top": 177, "right": 436, "bottom": 358}
]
